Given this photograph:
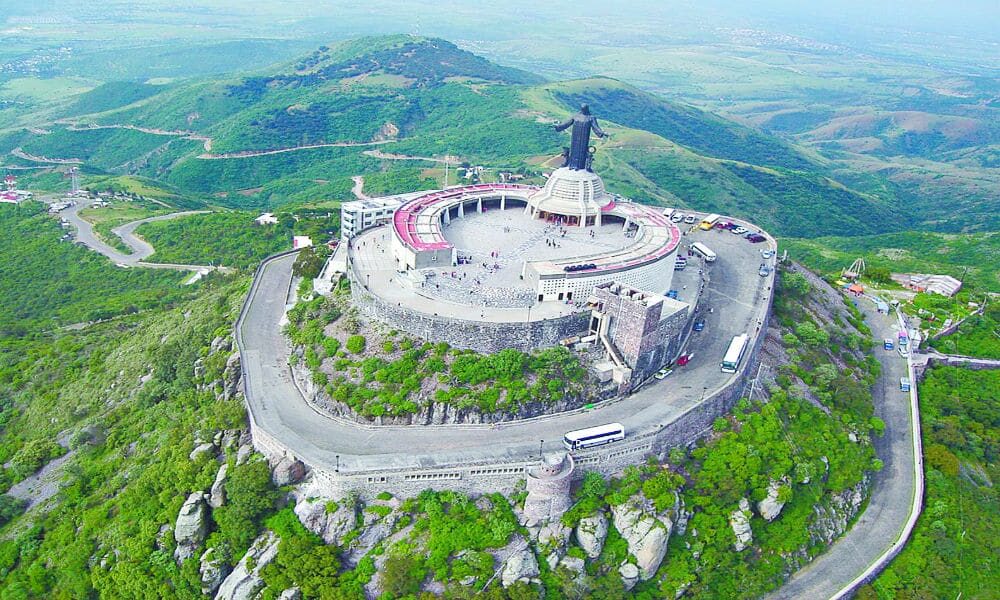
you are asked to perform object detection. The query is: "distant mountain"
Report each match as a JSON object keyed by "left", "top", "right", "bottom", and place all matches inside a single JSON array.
[{"left": 0, "top": 35, "right": 962, "bottom": 238}]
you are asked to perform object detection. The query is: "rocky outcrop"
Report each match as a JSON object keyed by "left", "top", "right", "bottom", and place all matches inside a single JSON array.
[
  {"left": 293, "top": 493, "right": 356, "bottom": 546},
  {"left": 536, "top": 521, "right": 571, "bottom": 569},
  {"left": 781, "top": 475, "right": 871, "bottom": 577},
  {"left": 575, "top": 511, "right": 608, "bottom": 559},
  {"left": 277, "top": 589, "right": 301, "bottom": 600},
  {"left": 730, "top": 498, "right": 753, "bottom": 552},
  {"left": 611, "top": 498, "right": 672, "bottom": 581},
  {"left": 222, "top": 352, "right": 241, "bottom": 400},
  {"left": 236, "top": 443, "right": 253, "bottom": 465},
  {"left": 174, "top": 492, "right": 208, "bottom": 563},
  {"left": 757, "top": 479, "right": 789, "bottom": 522},
  {"left": 209, "top": 464, "right": 229, "bottom": 509},
  {"left": 199, "top": 547, "right": 229, "bottom": 595},
  {"left": 272, "top": 456, "right": 306, "bottom": 486},
  {"left": 501, "top": 545, "right": 540, "bottom": 587},
  {"left": 619, "top": 562, "right": 640, "bottom": 591},
  {"left": 189, "top": 442, "right": 216, "bottom": 461},
  {"left": 215, "top": 532, "right": 279, "bottom": 600}
]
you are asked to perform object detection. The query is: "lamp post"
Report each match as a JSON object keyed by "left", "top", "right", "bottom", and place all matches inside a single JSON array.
[
  {"left": 700, "top": 386, "right": 708, "bottom": 402},
  {"left": 335, "top": 454, "right": 340, "bottom": 473},
  {"left": 539, "top": 439, "right": 544, "bottom": 459}
]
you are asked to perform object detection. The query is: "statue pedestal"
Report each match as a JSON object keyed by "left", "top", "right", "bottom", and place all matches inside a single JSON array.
[{"left": 528, "top": 167, "right": 611, "bottom": 227}]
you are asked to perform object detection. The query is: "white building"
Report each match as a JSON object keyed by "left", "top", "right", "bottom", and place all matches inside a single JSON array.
[
  {"left": 293, "top": 236, "right": 313, "bottom": 250},
  {"left": 340, "top": 191, "right": 430, "bottom": 240},
  {"left": 891, "top": 273, "right": 963, "bottom": 297},
  {"left": 255, "top": 212, "right": 278, "bottom": 225}
]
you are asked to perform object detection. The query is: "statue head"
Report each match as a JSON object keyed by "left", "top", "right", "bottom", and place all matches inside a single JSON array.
[{"left": 580, "top": 103, "right": 591, "bottom": 115}]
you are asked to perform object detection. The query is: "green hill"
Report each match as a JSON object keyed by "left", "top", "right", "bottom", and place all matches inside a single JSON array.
[{"left": 0, "top": 35, "right": 959, "bottom": 238}]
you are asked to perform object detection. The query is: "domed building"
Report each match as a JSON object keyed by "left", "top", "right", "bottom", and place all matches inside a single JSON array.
[{"left": 527, "top": 167, "right": 613, "bottom": 227}]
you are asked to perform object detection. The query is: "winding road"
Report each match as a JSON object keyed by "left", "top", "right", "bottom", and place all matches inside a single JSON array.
[
  {"left": 769, "top": 301, "right": 922, "bottom": 599},
  {"left": 54, "top": 201, "right": 224, "bottom": 273}
]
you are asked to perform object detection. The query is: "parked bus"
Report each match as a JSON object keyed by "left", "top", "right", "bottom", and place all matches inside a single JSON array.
[
  {"left": 690, "top": 242, "right": 717, "bottom": 262},
  {"left": 563, "top": 423, "right": 626, "bottom": 450},
  {"left": 699, "top": 214, "right": 721, "bottom": 230},
  {"left": 721, "top": 334, "right": 749, "bottom": 373}
]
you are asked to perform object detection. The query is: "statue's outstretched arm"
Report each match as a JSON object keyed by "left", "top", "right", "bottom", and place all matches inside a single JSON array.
[
  {"left": 554, "top": 117, "right": 574, "bottom": 132},
  {"left": 591, "top": 119, "right": 607, "bottom": 138}
]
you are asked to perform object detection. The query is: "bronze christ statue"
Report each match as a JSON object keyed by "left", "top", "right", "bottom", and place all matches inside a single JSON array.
[{"left": 554, "top": 104, "right": 607, "bottom": 171}]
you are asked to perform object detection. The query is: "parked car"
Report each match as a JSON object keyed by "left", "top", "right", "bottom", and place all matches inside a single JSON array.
[
  {"left": 732, "top": 226, "right": 748, "bottom": 235},
  {"left": 671, "top": 214, "right": 684, "bottom": 223},
  {"left": 654, "top": 368, "right": 673, "bottom": 380},
  {"left": 676, "top": 353, "right": 694, "bottom": 366},
  {"left": 683, "top": 215, "right": 697, "bottom": 224},
  {"left": 666, "top": 290, "right": 679, "bottom": 299},
  {"left": 715, "top": 221, "right": 734, "bottom": 230},
  {"left": 761, "top": 249, "right": 775, "bottom": 259},
  {"left": 693, "top": 320, "right": 706, "bottom": 332},
  {"left": 758, "top": 264, "right": 771, "bottom": 277},
  {"left": 883, "top": 338, "right": 894, "bottom": 350},
  {"left": 747, "top": 234, "right": 766, "bottom": 243}
]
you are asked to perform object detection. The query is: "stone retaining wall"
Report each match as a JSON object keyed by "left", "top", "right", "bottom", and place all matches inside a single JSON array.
[{"left": 349, "top": 272, "right": 590, "bottom": 354}]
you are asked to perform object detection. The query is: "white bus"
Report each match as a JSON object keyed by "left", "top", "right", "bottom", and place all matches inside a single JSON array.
[
  {"left": 563, "top": 423, "right": 626, "bottom": 450},
  {"left": 699, "top": 213, "right": 721, "bottom": 230},
  {"left": 661, "top": 208, "right": 676, "bottom": 219},
  {"left": 721, "top": 334, "right": 749, "bottom": 373},
  {"left": 690, "top": 242, "right": 717, "bottom": 262}
]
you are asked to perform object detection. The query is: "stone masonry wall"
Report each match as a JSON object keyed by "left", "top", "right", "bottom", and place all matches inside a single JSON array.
[{"left": 349, "top": 272, "right": 590, "bottom": 354}]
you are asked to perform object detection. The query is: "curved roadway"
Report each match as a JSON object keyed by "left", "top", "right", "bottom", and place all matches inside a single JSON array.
[
  {"left": 239, "top": 226, "right": 772, "bottom": 472},
  {"left": 57, "top": 202, "right": 219, "bottom": 271},
  {"left": 768, "top": 300, "right": 921, "bottom": 599}
]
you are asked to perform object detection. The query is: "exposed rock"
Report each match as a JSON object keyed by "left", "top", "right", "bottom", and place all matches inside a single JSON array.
[
  {"left": 459, "top": 575, "right": 477, "bottom": 586},
  {"left": 194, "top": 358, "right": 206, "bottom": 379},
  {"left": 730, "top": 498, "right": 753, "bottom": 551},
  {"left": 209, "top": 464, "right": 229, "bottom": 509},
  {"left": 211, "top": 336, "right": 231, "bottom": 355},
  {"left": 272, "top": 456, "right": 306, "bottom": 486},
  {"left": 174, "top": 492, "right": 208, "bottom": 563},
  {"left": 215, "top": 532, "right": 279, "bottom": 600},
  {"left": 189, "top": 442, "right": 216, "bottom": 461},
  {"left": 223, "top": 352, "right": 242, "bottom": 399},
  {"left": 757, "top": 479, "right": 788, "bottom": 522},
  {"left": 199, "top": 547, "right": 229, "bottom": 596},
  {"left": 575, "top": 511, "right": 608, "bottom": 559},
  {"left": 236, "top": 444, "right": 253, "bottom": 465},
  {"left": 611, "top": 499, "right": 672, "bottom": 580},
  {"left": 293, "top": 492, "right": 356, "bottom": 546},
  {"left": 277, "top": 588, "right": 301, "bottom": 600},
  {"left": 619, "top": 562, "right": 640, "bottom": 591},
  {"left": 537, "top": 521, "right": 571, "bottom": 566},
  {"left": 560, "top": 555, "right": 586, "bottom": 574},
  {"left": 155, "top": 523, "right": 171, "bottom": 551},
  {"left": 501, "top": 546, "right": 540, "bottom": 588},
  {"left": 221, "top": 429, "right": 240, "bottom": 451}
]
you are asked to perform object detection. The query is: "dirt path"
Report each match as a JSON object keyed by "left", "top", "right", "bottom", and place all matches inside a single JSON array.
[
  {"left": 351, "top": 175, "right": 368, "bottom": 200},
  {"left": 363, "top": 149, "right": 460, "bottom": 164},
  {"left": 10, "top": 147, "right": 83, "bottom": 164},
  {"left": 197, "top": 139, "right": 398, "bottom": 160},
  {"left": 63, "top": 122, "right": 213, "bottom": 152}
]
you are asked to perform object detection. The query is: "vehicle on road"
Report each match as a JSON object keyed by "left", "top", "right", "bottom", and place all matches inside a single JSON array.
[
  {"left": 699, "top": 214, "right": 720, "bottom": 230},
  {"left": 684, "top": 214, "right": 697, "bottom": 225},
  {"left": 758, "top": 264, "right": 771, "bottom": 277},
  {"left": 666, "top": 290, "right": 679, "bottom": 299},
  {"left": 747, "top": 233, "right": 766, "bottom": 243},
  {"left": 732, "top": 226, "right": 748, "bottom": 235},
  {"left": 693, "top": 319, "right": 705, "bottom": 332},
  {"left": 883, "top": 338, "right": 894, "bottom": 350},
  {"left": 761, "top": 249, "right": 774, "bottom": 259},
  {"left": 899, "top": 377, "right": 911, "bottom": 392},
  {"left": 671, "top": 213, "right": 684, "bottom": 223},
  {"left": 563, "top": 423, "right": 626, "bottom": 450},
  {"left": 654, "top": 368, "right": 673, "bottom": 380},
  {"left": 721, "top": 334, "right": 749, "bottom": 373},
  {"left": 676, "top": 352, "right": 694, "bottom": 366},
  {"left": 897, "top": 331, "right": 909, "bottom": 347},
  {"left": 690, "top": 242, "right": 717, "bottom": 262}
]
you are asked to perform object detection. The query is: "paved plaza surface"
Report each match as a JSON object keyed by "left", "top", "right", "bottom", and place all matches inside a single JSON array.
[{"left": 241, "top": 221, "right": 775, "bottom": 471}]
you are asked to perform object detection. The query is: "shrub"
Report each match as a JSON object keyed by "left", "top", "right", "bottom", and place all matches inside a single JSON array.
[{"left": 346, "top": 335, "right": 366, "bottom": 354}]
